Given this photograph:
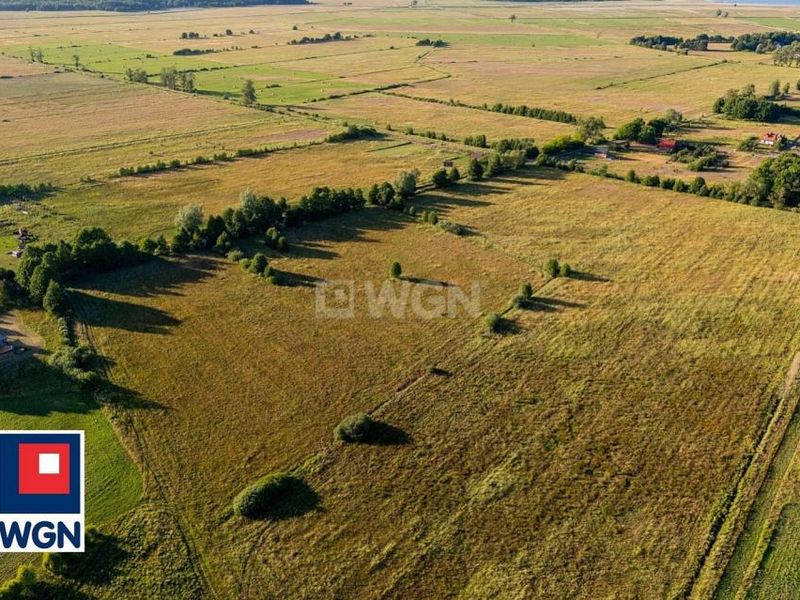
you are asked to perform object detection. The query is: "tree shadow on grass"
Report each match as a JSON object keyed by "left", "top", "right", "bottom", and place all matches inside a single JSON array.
[
  {"left": 48, "top": 530, "right": 127, "bottom": 586},
  {"left": 277, "top": 270, "right": 325, "bottom": 288},
  {"left": 402, "top": 276, "right": 453, "bottom": 287},
  {"left": 570, "top": 270, "right": 610, "bottom": 283},
  {"left": 259, "top": 479, "right": 321, "bottom": 521},
  {"left": 72, "top": 256, "right": 220, "bottom": 300},
  {"left": 520, "top": 297, "right": 585, "bottom": 313},
  {"left": 72, "top": 291, "right": 181, "bottom": 335},
  {"left": 362, "top": 420, "right": 410, "bottom": 446}
]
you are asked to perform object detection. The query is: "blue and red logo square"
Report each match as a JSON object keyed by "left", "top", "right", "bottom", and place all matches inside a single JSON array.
[
  {"left": 0, "top": 432, "right": 82, "bottom": 515},
  {"left": 0, "top": 431, "right": 84, "bottom": 552}
]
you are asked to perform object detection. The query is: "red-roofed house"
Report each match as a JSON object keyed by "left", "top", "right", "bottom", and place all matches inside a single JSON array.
[
  {"left": 657, "top": 138, "right": 677, "bottom": 152},
  {"left": 760, "top": 132, "right": 784, "bottom": 147}
]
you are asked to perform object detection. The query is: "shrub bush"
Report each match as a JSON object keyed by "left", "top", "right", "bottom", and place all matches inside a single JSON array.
[
  {"left": 390, "top": 261, "right": 402, "bottom": 279},
  {"left": 232, "top": 472, "right": 297, "bottom": 518},
  {"left": 333, "top": 413, "right": 376, "bottom": 443},
  {"left": 544, "top": 258, "right": 560, "bottom": 279}
]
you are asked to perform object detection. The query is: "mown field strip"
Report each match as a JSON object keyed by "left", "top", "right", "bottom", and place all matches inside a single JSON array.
[{"left": 692, "top": 352, "right": 800, "bottom": 599}]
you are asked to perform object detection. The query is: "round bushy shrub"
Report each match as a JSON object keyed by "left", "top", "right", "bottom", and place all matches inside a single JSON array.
[
  {"left": 544, "top": 258, "right": 560, "bottom": 279},
  {"left": 485, "top": 312, "right": 502, "bottom": 333},
  {"left": 334, "top": 413, "right": 376, "bottom": 443},
  {"left": 559, "top": 263, "right": 572, "bottom": 278},
  {"left": 390, "top": 261, "right": 402, "bottom": 279},
  {"left": 232, "top": 472, "right": 295, "bottom": 518}
]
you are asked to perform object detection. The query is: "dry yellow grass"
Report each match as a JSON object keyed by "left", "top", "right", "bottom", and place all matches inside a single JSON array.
[
  {"left": 75, "top": 170, "right": 800, "bottom": 598},
  {"left": 0, "top": 71, "right": 332, "bottom": 184}
]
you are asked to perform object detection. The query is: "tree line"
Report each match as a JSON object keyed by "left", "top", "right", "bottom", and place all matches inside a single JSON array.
[
  {"left": 384, "top": 92, "right": 580, "bottom": 124},
  {"left": 630, "top": 34, "right": 732, "bottom": 53},
  {"left": 0, "top": 182, "right": 54, "bottom": 203},
  {"left": 0, "top": 0, "right": 308, "bottom": 10},
  {"left": 732, "top": 31, "right": 800, "bottom": 53}
]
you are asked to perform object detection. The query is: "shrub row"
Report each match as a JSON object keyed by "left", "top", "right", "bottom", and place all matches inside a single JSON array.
[{"left": 384, "top": 91, "right": 580, "bottom": 124}]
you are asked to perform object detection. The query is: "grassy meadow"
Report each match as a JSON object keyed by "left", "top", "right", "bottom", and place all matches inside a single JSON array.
[{"left": 5, "top": 0, "right": 800, "bottom": 597}]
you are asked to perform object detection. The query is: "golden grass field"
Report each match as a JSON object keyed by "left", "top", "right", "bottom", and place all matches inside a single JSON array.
[
  {"left": 78, "top": 171, "right": 800, "bottom": 599},
  {"left": 5, "top": 0, "right": 800, "bottom": 597}
]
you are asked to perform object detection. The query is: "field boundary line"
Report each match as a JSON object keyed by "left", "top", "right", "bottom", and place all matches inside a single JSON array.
[{"left": 688, "top": 351, "right": 800, "bottom": 599}]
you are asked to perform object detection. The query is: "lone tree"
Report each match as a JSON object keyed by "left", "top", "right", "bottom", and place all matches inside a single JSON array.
[
  {"left": 468, "top": 158, "right": 484, "bottom": 180},
  {"left": 395, "top": 170, "right": 419, "bottom": 198},
  {"left": 175, "top": 204, "right": 204, "bottom": 234},
  {"left": 390, "top": 261, "right": 402, "bottom": 279},
  {"left": 241, "top": 79, "right": 257, "bottom": 106},
  {"left": 72, "top": 54, "right": 80, "bottom": 68}
]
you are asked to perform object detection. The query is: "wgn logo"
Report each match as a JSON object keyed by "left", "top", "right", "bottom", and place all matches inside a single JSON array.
[{"left": 0, "top": 431, "right": 84, "bottom": 552}]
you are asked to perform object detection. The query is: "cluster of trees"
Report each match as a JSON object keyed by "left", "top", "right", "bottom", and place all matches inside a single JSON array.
[
  {"left": 613, "top": 110, "right": 683, "bottom": 144},
  {"left": 712, "top": 86, "right": 794, "bottom": 122},
  {"left": 740, "top": 153, "right": 800, "bottom": 208},
  {"left": 669, "top": 143, "right": 729, "bottom": 171},
  {"left": 731, "top": 31, "right": 800, "bottom": 53},
  {"left": 630, "top": 33, "right": 732, "bottom": 52},
  {"left": 0, "top": 0, "right": 309, "bottom": 10},
  {"left": 18, "top": 228, "right": 152, "bottom": 309},
  {"left": 123, "top": 67, "right": 148, "bottom": 83},
  {"left": 159, "top": 67, "right": 195, "bottom": 92},
  {"left": 288, "top": 32, "right": 355, "bottom": 45},
  {"left": 325, "top": 124, "right": 379, "bottom": 143},
  {"left": 180, "top": 31, "right": 202, "bottom": 39},
  {"left": 0, "top": 182, "right": 54, "bottom": 203},
  {"left": 415, "top": 38, "right": 447, "bottom": 47},
  {"left": 288, "top": 187, "right": 366, "bottom": 225},
  {"left": 773, "top": 42, "right": 800, "bottom": 68}
]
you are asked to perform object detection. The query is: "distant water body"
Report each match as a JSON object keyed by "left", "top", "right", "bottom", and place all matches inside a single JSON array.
[{"left": 723, "top": 0, "right": 800, "bottom": 4}]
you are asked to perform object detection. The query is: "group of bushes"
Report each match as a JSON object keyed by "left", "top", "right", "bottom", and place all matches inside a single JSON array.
[
  {"left": 415, "top": 38, "right": 447, "bottom": 47},
  {"left": 289, "top": 31, "right": 355, "bottom": 45},
  {"left": 541, "top": 135, "right": 585, "bottom": 156},
  {"left": 239, "top": 251, "right": 281, "bottom": 284},
  {"left": 325, "top": 124, "right": 379, "bottom": 143},
  {"left": 544, "top": 258, "right": 571, "bottom": 279},
  {"left": 431, "top": 166, "right": 461, "bottom": 188},
  {"left": 669, "top": 143, "right": 728, "bottom": 171},
  {"left": 0, "top": 182, "right": 54, "bottom": 203}
]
